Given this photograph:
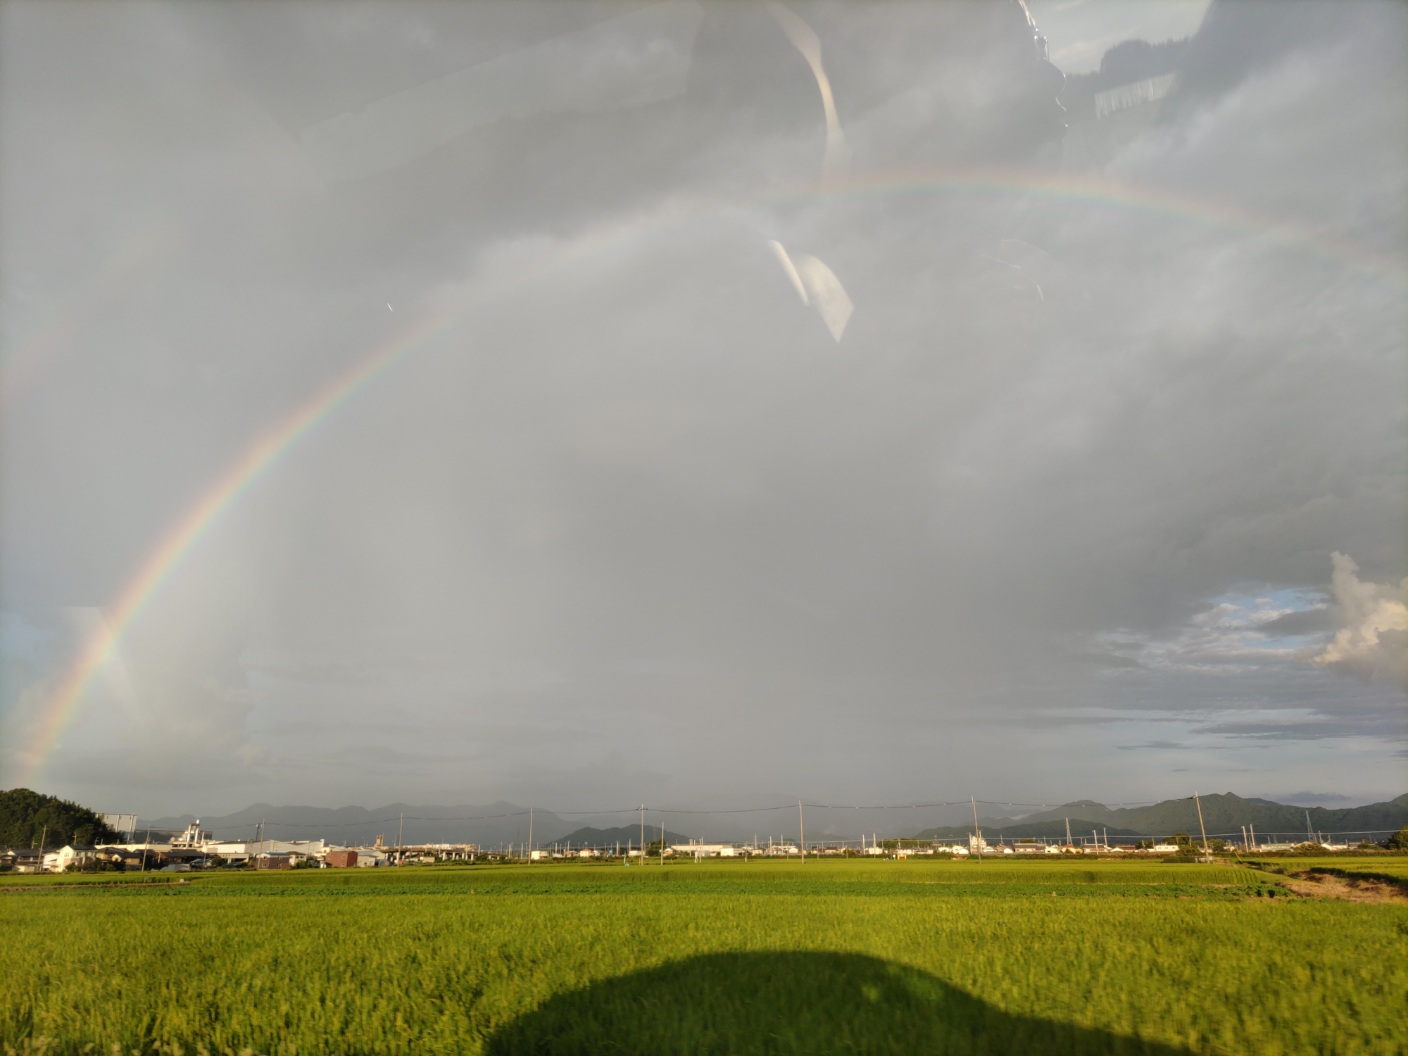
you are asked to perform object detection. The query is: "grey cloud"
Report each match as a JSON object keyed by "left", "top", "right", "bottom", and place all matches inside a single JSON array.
[
  {"left": 2, "top": 1, "right": 1404, "bottom": 815},
  {"left": 243, "top": 659, "right": 387, "bottom": 688},
  {"left": 1017, "top": 712, "right": 1186, "bottom": 729},
  {"left": 1116, "top": 740, "right": 1188, "bottom": 751},
  {"left": 1117, "top": 741, "right": 1274, "bottom": 752},
  {"left": 1194, "top": 715, "right": 1404, "bottom": 742},
  {"left": 1260, "top": 790, "right": 1360, "bottom": 806},
  {"left": 1259, "top": 608, "right": 1332, "bottom": 636},
  {"left": 1075, "top": 652, "right": 1145, "bottom": 670},
  {"left": 300, "top": 2, "right": 705, "bottom": 181}
]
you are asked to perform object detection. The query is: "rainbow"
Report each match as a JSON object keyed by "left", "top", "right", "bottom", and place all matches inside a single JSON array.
[
  {"left": 792, "top": 166, "right": 1408, "bottom": 289},
  {"left": 11, "top": 164, "right": 1404, "bottom": 787},
  {"left": 5, "top": 294, "right": 485, "bottom": 787}
]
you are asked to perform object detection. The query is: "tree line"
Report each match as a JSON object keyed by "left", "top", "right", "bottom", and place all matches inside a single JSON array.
[{"left": 0, "top": 787, "right": 122, "bottom": 848}]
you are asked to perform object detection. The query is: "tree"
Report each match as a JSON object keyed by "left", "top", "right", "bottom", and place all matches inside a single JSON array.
[
  {"left": 1384, "top": 826, "right": 1408, "bottom": 851},
  {"left": 0, "top": 788, "right": 122, "bottom": 848}
]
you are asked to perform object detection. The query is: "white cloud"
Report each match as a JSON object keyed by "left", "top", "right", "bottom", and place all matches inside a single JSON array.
[
  {"left": 1310, "top": 553, "right": 1408, "bottom": 688},
  {"left": 1093, "top": 588, "right": 1329, "bottom": 678}
]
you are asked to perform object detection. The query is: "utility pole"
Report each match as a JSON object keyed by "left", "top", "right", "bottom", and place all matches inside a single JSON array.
[
  {"left": 528, "top": 807, "right": 533, "bottom": 861},
  {"left": 639, "top": 804, "right": 645, "bottom": 862},
  {"left": 1193, "top": 792, "right": 1210, "bottom": 859},
  {"left": 798, "top": 800, "right": 805, "bottom": 862},
  {"left": 1249, "top": 823, "right": 1256, "bottom": 849},
  {"left": 397, "top": 813, "right": 404, "bottom": 864},
  {"left": 1065, "top": 817, "right": 1072, "bottom": 849},
  {"left": 971, "top": 797, "right": 982, "bottom": 862}
]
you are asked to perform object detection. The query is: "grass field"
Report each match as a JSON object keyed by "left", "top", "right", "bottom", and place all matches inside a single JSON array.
[{"left": 3, "top": 858, "right": 1405, "bottom": 1055}]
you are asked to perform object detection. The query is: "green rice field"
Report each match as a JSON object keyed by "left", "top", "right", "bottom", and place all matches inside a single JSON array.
[{"left": 3, "top": 858, "right": 1405, "bottom": 1055}]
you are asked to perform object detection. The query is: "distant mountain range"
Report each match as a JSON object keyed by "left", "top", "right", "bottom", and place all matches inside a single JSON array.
[
  {"left": 141, "top": 792, "right": 1407, "bottom": 847},
  {"left": 915, "top": 793, "right": 1408, "bottom": 842},
  {"left": 553, "top": 825, "right": 692, "bottom": 850},
  {"left": 140, "top": 801, "right": 978, "bottom": 846},
  {"left": 142, "top": 801, "right": 567, "bottom": 849}
]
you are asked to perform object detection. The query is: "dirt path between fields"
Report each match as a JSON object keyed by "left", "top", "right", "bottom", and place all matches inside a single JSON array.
[{"left": 1277, "top": 870, "right": 1408, "bottom": 904}]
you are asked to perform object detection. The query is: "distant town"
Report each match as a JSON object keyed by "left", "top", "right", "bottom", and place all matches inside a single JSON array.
[{"left": 5, "top": 814, "right": 1390, "bottom": 875}]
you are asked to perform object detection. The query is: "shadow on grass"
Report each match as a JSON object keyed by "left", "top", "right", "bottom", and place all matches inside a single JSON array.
[{"left": 486, "top": 951, "right": 1194, "bottom": 1055}]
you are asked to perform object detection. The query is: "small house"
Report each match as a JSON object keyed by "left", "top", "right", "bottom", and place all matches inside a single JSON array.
[
  {"left": 43, "top": 845, "right": 97, "bottom": 873},
  {"left": 1, "top": 848, "right": 45, "bottom": 873}
]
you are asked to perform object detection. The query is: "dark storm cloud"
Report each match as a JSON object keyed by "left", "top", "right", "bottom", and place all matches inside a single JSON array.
[{"left": 2, "top": 1, "right": 1404, "bottom": 815}]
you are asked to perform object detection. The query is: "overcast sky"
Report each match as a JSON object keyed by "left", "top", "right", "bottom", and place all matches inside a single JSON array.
[{"left": 2, "top": 0, "right": 1404, "bottom": 820}]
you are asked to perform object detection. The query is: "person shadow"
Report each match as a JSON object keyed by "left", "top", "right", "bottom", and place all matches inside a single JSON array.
[{"left": 486, "top": 950, "right": 1196, "bottom": 1055}]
